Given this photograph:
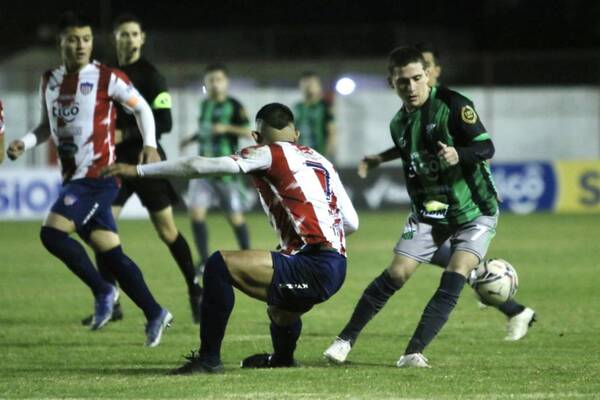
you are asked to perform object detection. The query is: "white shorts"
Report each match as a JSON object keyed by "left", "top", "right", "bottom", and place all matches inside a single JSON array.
[{"left": 186, "top": 178, "right": 244, "bottom": 213}]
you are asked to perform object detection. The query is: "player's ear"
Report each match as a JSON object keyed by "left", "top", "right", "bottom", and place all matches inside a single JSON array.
[
  {"left": 294, "top": 129, "right": 301, "bottom": 142},
  {"left": 251, "top": 130, "right": 261, "bottom": 144},
  {"left": 141, "top": 31, "right": 146, "bottom": 45}
]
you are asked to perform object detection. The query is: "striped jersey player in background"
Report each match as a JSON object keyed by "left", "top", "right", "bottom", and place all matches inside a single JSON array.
[
  {"left": 79, "top": 14, "right": 202, "bottom": 326},
  {"left": 6, "top": 12, "right": 172, "bottom": 347},
  {"left": 294, "top": 71, "right": 336, "bottom": 160},
  {"left": 105, "top": 103, "right": 359, "bottom": 374},
  {"left": 180, "top": 64, "right": 252, "bottom": 271}
]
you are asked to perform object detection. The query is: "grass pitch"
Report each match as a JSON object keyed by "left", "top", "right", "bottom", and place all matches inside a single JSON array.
[{"left": 1, "top": 211, "right": 599, "bottom": 399}]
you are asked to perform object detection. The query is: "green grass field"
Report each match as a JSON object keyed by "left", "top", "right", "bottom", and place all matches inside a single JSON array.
[{"left": 1, "top": 211, "right": 599, "bottom": 399}]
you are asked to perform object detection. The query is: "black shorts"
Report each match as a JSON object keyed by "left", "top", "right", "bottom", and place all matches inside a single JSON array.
[{"left": 113, "top": 177, "right": 179, "bottom": 212}]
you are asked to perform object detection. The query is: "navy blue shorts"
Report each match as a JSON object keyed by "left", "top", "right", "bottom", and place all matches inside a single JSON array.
[
  {"left": 269, "top": 249, "right": 347, "bottom": 313},
  {"left": 50, "top": 177, "right": 119, "bottom": 242}
]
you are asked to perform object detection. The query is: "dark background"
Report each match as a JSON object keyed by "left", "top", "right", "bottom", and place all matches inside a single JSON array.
[{"left": 1, "top": 0, "right": 599, "bottom": 85}]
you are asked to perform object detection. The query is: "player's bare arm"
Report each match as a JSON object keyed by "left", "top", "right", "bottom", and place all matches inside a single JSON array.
[
  {"left": 358, "top": 146, "right": 402, "bottom": 178},
  {"left": 325, "top": 121, "right": 337, "bottom": 159},
  {"left": 179, "top": 133, "right": 200, "bottom": 150},
  {"left": 212, "top": 123, "right": 252, "bottom": 137}
]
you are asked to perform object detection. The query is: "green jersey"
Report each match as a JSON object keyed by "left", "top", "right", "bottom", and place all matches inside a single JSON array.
[
  {"left": 294, "top": 99, "right": 334, "bottom": 155},
  {"left": 390, "top": 86, "right": 498, "bottom": 225},
  {"left": 197, "top": 96, "right": 249, "bottom": 157}
]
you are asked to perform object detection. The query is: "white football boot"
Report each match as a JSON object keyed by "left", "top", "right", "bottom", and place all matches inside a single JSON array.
[
  {"left": 396, "top": 353, "right": 430, "bottom": 368},
  {"left": 505, "top": 307, "right": 536, "bottom": 341},
  {"left": 323, "top": 337, "right": 352, "bottom": 364}
]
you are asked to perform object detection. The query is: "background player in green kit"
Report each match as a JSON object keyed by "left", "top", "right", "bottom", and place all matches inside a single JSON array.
[
  {"left": 294, "top": 71, "right": 336, "bottom": 159},
  {"left": 85, "top": 15, "right": 203, "bottom": 324},
  {"left": 325, "top": 47, "right": 503, "bottom": 368},
  {"left": 180, "top": 64, "right": 252, "bottom": 270}
]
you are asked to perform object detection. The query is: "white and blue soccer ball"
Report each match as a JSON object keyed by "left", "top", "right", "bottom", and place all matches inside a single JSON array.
[{"left": 471, "top": 259, "right": 519, "bottom": 306}]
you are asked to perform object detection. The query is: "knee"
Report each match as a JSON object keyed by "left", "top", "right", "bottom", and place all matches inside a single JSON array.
[
  {"left": 40, "top": 226, "right": 66, "bottom": 251},
  {"left": 268, "top": 306, "right": 300, "bottom": 327},
  {"left": 229, "top": 213, "right": 245, "bottom": 226},
  {"left": 386, "top": 264, "right": 414, "bottom": 286},
  {"left": 203, "top": 251, "right": 230, "bottom": 281},
  {"left": 157, "top": 225, "right": 178, "bottom": 244}
]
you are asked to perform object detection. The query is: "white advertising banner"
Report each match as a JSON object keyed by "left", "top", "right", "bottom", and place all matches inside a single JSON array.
[{"left": 0, "top": 168, "right": 148, "bottom": 220}]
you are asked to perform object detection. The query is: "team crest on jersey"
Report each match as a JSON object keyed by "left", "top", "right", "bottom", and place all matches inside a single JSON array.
[
  {"left": 461, "top": 105, "right": 477, "bottom": 124},
  {"left": 79, "top": 82, "right": 94, "bottom": 95},
  {"left": 63, "top": 194, "right": 78, "bottom": 206}
]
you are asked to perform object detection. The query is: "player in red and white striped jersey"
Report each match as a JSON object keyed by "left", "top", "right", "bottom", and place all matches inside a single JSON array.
[
  {"left": 105, "top": 103, "right": 359, "bottom": 373},
  {"left": 6, "top": 12, "right": 171, "bottom": 346}
]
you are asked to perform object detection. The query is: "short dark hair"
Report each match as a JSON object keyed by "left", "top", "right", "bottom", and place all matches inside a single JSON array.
[
  {"left": 58, "top": 11, "right": 92, "bottom": 35},
  {"left": 255, "top": 103, "right": 294, "bottom": 130},
  {"left": 204, "top": 63, "right": 228, "bottom": 77},
  {"left": 414, "top": 42, "right": 441, "bottom": 64},
  {"left": 300, "top": 70, "right": 320, "bottom": 79},
  {"left": 113, "top": 14, "right": 143, "bottom": 31},
  {"left": 387, "top": 46, "right": 426, "bottom": 74}
]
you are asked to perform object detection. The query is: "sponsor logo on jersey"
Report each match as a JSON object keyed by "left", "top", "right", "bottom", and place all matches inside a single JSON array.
[
  {"left": 79, "top": 82, "right": 94, "bottom": 95},
  {"left": 52, "top": 100, "right": 80, "bottom": 123},
  {"left": 461, "top": 105, "right": 478, "bottom": 124},
  {"left": 409, "top": 151, "right": 442, "bottom": 181}
]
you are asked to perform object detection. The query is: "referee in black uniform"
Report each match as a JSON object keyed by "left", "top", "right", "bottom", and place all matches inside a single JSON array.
[{"left": 85, "top": 14, "right": 202, "bottom": 324}]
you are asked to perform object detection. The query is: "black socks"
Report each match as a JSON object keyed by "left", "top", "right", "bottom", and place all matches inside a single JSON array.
[
  {"left": 339, "top": 270, "right": 402, "bottom": 345},
  {"left": 405, "top": 271, "right": 466, "bottom": 354}
]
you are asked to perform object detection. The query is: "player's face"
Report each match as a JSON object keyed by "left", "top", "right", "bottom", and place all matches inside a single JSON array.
[
  {"left": 60, "top": 26, "right": 93, "bottom": 70},
  {"left": 390, "top": 62, "right": 430, "bottom": 111},
  {"left": 422, "top": 52, "right": 441, "bottom": 87},
  {"left": 114, "top": 22, "right": 145, "bottom": 63},
  {"left": 299, "top": 76, "right": 322, "bottom": 100},
  {"left": 204, "top": 70, "right": 229, "bottom": 98}
]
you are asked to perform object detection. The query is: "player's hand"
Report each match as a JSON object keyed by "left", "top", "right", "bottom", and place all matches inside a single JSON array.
[
  {"left": 437, "top": 141, "right": 459, "bottom": 166},
  {"left": 139, "top": 146, "right": 161, "bottom": 164},
  {"left": 7, "top": 140, "right": 25, "bottom": 161},
  {"left": 358, "top": 154, "right": 382, "bottom": 178},
  {"left": 101, "top": 163, "right": 138, "bottom": 178},
  {"left": 212, "top": 123, "right": 228, "bottom": 135}
]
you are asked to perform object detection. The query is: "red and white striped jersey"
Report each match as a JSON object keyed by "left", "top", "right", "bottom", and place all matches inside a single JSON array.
[
  {"left": 231, "top": 141, "right": 358, "bottom": 256},
  {"left": 40, "top": 61, "right": 144, "bottom": 181}
]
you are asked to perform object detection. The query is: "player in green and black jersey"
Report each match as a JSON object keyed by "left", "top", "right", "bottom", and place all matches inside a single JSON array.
[
  {"left": 180, "top": 64, "right": 251, "bottom": 269},
  {"left": 294, "top": 71, "right": 336, "bottom": 159},
  {"left": 325, "top": 47, "right": 509, "bottom": 368},
  {"left": 413, "top": 42, "right": 536, "bottom": 340},
  {"left": 82, "top": 15, "right": 203, "bottom": 325}
]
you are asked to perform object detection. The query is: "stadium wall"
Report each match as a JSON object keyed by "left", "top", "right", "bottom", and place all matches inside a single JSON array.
[
  {"left": 1, "top": 86, "right": 599, "bottom": 170},
  {"left": 1, "top": 161, "right": 599, "bottom": 220}
]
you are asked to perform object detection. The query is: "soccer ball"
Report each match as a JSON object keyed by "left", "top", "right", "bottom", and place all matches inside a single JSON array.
[{"left": 471, "top": 259, "right": 519, "bottom": 306}]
